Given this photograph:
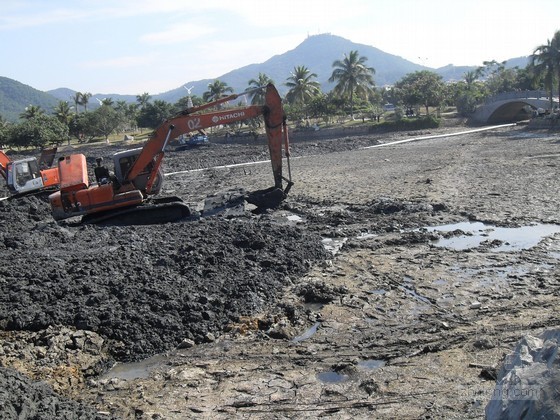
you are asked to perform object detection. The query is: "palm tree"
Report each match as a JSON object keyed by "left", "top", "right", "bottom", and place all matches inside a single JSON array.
[
  {"left": 53, "top": 101, "right": 73, "bottom": 144},
  {"left": 72, "top": 92, "right": 82, "bottom": 114},
  {"left": 329, "top": 50, "right": 376, "bottom": 120},
  {"left": 246, "top": 73, "right": 273, "bottom": 105},
  {"left": 530, "top": 30, "right": 560, "bottom": 110},
  {"left": 100, "top": 97, "right": 114, "bottom": 107},
  {"left": 203, "top": 80, "right": 234, "bottom": 104},
  {"left": 53, "top": 101, "right": 73, "bottom": 124},
  {"left": 464, "top": 70, "right": 478, "bottom": 91},
  {"left": 136, "top": 92, "right": 151, "bottom": 109},
  {"left": 81, "top": 92, "right": 92, "bottom": 112},
  {"left": 20, "top": 105, "right": 44, "bottom": 120},
  {"left": 285, "top": 65, "right": 321, "bottom": 106}
]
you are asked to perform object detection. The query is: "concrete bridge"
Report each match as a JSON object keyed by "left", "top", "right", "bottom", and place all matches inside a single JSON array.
[{"left": 470, "top": 90, "right": 558, "bottom": 124}]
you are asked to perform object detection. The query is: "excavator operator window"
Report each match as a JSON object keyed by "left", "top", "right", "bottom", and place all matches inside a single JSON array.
[{"left": 15, "top": 161, "right": 34, "bottom": 187}]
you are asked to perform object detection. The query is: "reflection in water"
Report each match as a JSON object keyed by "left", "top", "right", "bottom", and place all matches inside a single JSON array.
[
  {"left": 316, "top": 371, "right": 349, "bottom": 383},
  {"left": 424, "top": 222, "right": 560, "bottom": 251}
]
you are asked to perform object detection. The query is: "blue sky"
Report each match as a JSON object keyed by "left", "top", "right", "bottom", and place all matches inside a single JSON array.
[{"left": 1, "top": 0, "right": 559, "bottom": 95}]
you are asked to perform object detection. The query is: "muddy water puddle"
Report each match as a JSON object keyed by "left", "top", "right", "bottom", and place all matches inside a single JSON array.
[
  {"left": 316, "top": 371, "right": 349, "bottom": 383},
  {"left": 292, "top": 322, "right": 321, "bottom": 342},
  {"left": 423, "top": 221, "right": 560, "bottom": 251},
  {"left": 357, "top": 359, "right": 386, "bottom": 370},
  {"left": 100, "top": 354, "right": 170, "bottom": 380}
]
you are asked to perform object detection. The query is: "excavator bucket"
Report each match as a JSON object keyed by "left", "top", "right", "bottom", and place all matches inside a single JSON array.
[
  {"left": 246, "top": 186, "right": 286, "bottom": 210},
  {"left": 38, "top": 147, "right": 57, "bottom": 168},
  {"left": 0, "top": 151, "right": 10, "bottom": 180},
  {"left": 245, "top": 83, "right": 292, "bottom": 210}
]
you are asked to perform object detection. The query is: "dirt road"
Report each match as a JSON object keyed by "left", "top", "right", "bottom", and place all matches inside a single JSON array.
[{"left": 1, "top": 123, "right": 559, "bottom": 419}]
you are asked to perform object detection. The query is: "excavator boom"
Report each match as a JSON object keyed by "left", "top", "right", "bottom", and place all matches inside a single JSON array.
[
  {"left": 49, "top": 83, "right": 292, "bottom": 224},
  {"left": 127, "top": 84, "right": 288, "bottom": 194}
]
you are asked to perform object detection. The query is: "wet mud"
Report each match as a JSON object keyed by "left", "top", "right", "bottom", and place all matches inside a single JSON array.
[{"left": 1, "top": 123, "right": 559, "bottom": 419}]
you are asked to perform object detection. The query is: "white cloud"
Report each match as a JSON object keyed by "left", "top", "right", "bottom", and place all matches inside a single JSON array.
[
  {"left": 81, "top": 54, "right": 157, "bottom": 69},
  {"left": 140, "top": 23, "right": 215, "bottom": 45}
]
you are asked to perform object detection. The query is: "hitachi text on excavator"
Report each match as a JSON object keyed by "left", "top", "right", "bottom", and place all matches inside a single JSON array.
[{"left": 48, "top": 83, "right": 293, "bottom": 224}]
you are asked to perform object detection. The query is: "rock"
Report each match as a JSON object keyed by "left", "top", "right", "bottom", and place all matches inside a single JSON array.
[
  {"left": 485, "top": 329, "right": 560, "bottom": 419},
  {"left": 178, "top": 338, "right": 195, "bottom": 349}
]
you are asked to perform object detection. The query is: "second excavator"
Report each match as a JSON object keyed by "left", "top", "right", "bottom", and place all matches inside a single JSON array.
[{"left": 48, "top": 83, "right": 292, "bottom": 224}]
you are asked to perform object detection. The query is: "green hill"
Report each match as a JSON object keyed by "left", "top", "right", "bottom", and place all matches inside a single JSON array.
[{"left": 0, "top": 77, "right": 59, "bottom": 122}]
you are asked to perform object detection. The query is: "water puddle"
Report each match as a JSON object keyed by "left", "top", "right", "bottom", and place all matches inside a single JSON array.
[
  {"left": 322, "top": 237, "right": 348, "bottom": 255},
  {"left": 101, "top": 353, "right": 169, "bottom": 380},
  {"left": 286, "top": 214, "right": 303, "bottom": 223},
  {"left": 402, "top": 276, "right": 432, "bottom": 305},
  {"left": 356, "top": 232, "right": 377, "bottom": 240},
  {"left": 316, "top": 371, "right": 349, "bottom": 383},
  {"left": 292, "top": 322, "right": 321, "bottom": 342},
  {"left": 424, "top": 221, "right": 560, "bottom": 251},
  {"left": 357, "top": 359, "right": 386, "bottom": 370}
]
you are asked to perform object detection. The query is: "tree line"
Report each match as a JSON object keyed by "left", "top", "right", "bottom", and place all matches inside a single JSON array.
[{"left": 1, "top": 29, "right": 559, "bottom": 150}]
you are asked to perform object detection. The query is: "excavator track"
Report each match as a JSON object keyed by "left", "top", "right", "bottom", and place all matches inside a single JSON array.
[
  {"left": 81, "top": 197, "right": 191, "bottom": 226},
  {"left": 8, "top": 186, "right": 59, "bottom": 201}
]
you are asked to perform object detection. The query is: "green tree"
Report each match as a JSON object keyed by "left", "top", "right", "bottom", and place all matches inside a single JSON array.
[
  {"left": 530, "top": 30, "right": 560, "bottom": 110},
  {"left": 98, "top": 97, "right": 114, "bottom": 107},
  {"left": 88, "top": 106, "right": 121, "bottom": 143},
  {"left": 285, "top": 65, "right": 321, "bottom": 106},
  {"left": 53, "top": 101, "right": 73, "bottom": 124},
  {"left": 53, "top": 101, "right": 74, "bottom": 145},
  {"left": 72, "top": 92, "right": 82, "bottom": 114},
  {"left": 329, "top": 50, "right": 376, "bottom": 119},
  {"left": 0, "top": 117, "right": 9, "bottom": 147},
  {"left": 464, "top": 70, "right": 478, "bottom": 91},
  {"left": 19, "top": 105, "right": 45, "bottom": 120},
  {"left": 136, "top": 92, "right": 152, "bottom": 109},
  {"left": 246, "top": 73, "right": 274, "bottom": 105},
  {"left": 68, "top": 113, "right": 89, "bottom": 143},
  {"left": 203, "top": 80, "right": 234, "bottom": 103},
  {"left": 475, "top": 60, "right": 523, "bottom": 96},
  {"left": 174, "top": 95, "right": 202, "bottom": 112},
  {"left": 137, "top": 100, "right": 174, "bottom": 129},
  {"left": 9, "top": 115, "right": 68, "bottom": 148},
  {"left": 394, "top": 71, "right": 445, "bottom": 115},
  {"left": 81, "top": 92, "right": 92, "bottom": 112},
  {"left": 114, "top": 100, "right": 137, "bottom": 132}
]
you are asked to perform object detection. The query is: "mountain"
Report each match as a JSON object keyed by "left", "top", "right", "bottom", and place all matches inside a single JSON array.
[
  {"left": 156, "top": 34, "right": 435, "bottom": 103},
  {"left": 2, "top": 34, "right": 531, "bottom": 122},
  {"left": 0, "top": 77, "right": 59, "bottom": 122}
]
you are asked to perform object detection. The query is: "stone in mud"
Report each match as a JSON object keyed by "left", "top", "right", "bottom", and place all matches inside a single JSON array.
[{"left": 485, "top": 329, "right": 560, "bottom": 419}]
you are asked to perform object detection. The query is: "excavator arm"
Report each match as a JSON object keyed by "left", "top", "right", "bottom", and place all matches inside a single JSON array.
[
  {"left": 126, "top": 83, "right": 290, "bottom": 195},
  {"left": 48, "top": 83, "right": 292, "bottom": 223}
]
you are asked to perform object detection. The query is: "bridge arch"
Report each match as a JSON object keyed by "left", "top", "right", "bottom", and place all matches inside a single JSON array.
[
  {"left": 486, "top": 100, "right": 535, "bottom": 124},
  {"left": 471, "top": 91, "right": 558, "bottom": 124}
]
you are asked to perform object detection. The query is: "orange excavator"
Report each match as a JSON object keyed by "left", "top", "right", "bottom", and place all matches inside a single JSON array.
[
  {"left": 48, "top": 83, "right": 292, "bottom": 224},
  {"left": 0, "top": 147, "right": 59, "bottom": 197}
]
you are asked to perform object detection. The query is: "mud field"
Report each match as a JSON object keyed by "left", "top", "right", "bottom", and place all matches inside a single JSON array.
[{"left": 1, "top": 122, "right": 560, "bottom": 419}]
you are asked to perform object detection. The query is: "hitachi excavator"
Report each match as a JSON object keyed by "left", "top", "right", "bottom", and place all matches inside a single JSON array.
[
  {"left": 0, "top": 147, "right": 59, "bottom": 197},
  {"left": 48, "top": 83, "right": 292, "bottom": 224}
]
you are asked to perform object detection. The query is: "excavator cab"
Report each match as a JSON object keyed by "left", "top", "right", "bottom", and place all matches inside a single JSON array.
[
  {"left": 7, "top": 159, "right": 43, "bottom": 194},
  {"left": 112, "top": 148, "right": 163, "bottom": 195},
  {"left": 1, "top": 147, "right": 60, "bottom": 197}
]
